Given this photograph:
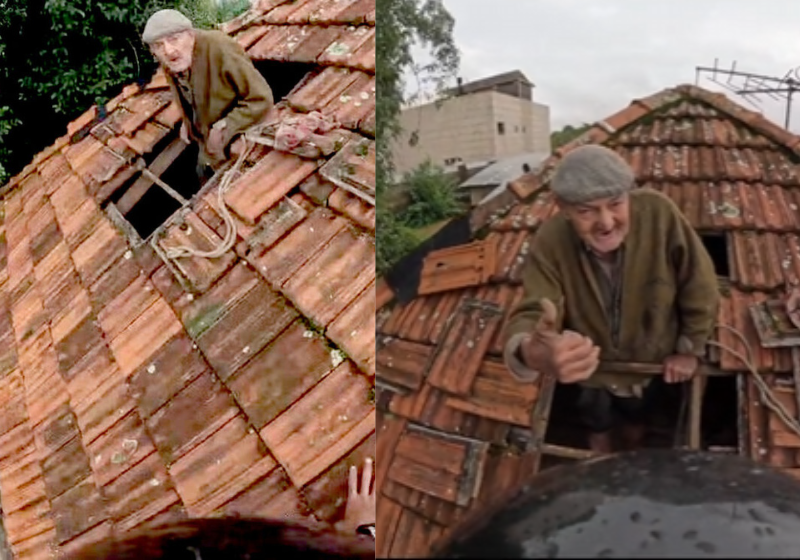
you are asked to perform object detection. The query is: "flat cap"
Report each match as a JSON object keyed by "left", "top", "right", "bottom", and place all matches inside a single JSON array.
[
  {"left": 550, "top": 145, "right": 635, "bottom": 204},
  {"left": 142, "top": 9, "right": 193, "bottom": 43}
]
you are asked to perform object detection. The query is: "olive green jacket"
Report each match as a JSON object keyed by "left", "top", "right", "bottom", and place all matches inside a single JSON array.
[
  {"left": 166, "top": 29, "right": 274, "bottom": 166},
  {"left": 503, "top": 188, "right": 720, "bottom": 389}
]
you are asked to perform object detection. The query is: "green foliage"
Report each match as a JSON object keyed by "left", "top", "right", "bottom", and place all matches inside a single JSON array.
[
  {"left": 376, "top": 207, "right": 418, "bottom": 276},
  {"left": 0, "top": 0, "right": 250, "bottom": 185},
  {"left": 400, "top": 160, "right": 461, "bottom": 228},
  {"left": 550, "top": 122, "right": 592, "bottom": 151},
  {"left": 376, "top": 0, "right": 459, "bottom": 273}
]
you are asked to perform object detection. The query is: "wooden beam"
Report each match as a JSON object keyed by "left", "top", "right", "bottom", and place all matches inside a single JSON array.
[
  {"left": 687, "top": 375, "right": 706, "bottom": 449},
  {"left": 117, "top": 137, "right": 188, "bottom": 214},
  {"left": 540, "top": 443, "right": 600, "bottom": 461},
  {"left": 599, "top": 360, "right": 731, "bottom": 377}
]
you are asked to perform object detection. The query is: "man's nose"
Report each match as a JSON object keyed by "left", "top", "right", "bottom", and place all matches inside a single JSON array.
[{"left": 598, "top": 209, "right": 614, "bottom": 229}]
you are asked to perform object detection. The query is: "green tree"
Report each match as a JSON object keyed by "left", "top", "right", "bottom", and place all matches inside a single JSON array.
[
  {"left": 0, "top": 0, "right": 249, "bottom": 184},
  {"left": 550, "top": 122, "right": 592, "bottom": 151},
  {"left": 376, "top": 0, "right": 459, "bottom": 275},
  {"left": 400, "top": 160, "right": 461, "bottom": 228}
]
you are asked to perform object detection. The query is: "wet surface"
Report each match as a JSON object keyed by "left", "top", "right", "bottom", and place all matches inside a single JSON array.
[{"left": 436, "top": 449, "right": 800, "bottom": 558}]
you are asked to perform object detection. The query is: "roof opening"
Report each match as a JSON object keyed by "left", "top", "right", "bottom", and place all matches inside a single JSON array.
[
  {"left": 253, "top": 60, "right": 318, "bottom": 101},
  {"left": 538, "top": 375, "right": 739, "bottom": 470},
  {"left": 107, "top": 135, "right": 201, "bottom": 240},
  {"left": 699, "top": 233, "right": 730, "bottom": 277}
]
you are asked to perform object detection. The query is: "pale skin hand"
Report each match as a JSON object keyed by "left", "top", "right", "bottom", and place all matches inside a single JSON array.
[
  {"left": 520, "top": 298, "right": 600, "bottom": 384},
  {"left": 206, "top": 121, "right": 227, "bottom": 157},
  {"left": 335, "top": 457, "right": 375, "bottom": 534},
  {"left": 663, "top": 353, "right": 699, "bottom": 383}
]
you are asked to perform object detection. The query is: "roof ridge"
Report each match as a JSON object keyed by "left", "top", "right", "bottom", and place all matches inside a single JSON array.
[{"left": 472, "top": 83, "right": 800, "bottom": 233}]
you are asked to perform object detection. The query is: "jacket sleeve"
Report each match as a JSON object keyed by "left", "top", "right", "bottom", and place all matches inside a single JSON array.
[
  {"left": 669, "top": 208, "right": 720, "bottom": 356},
  {"left": 216, "top": 38, "right": 274, "bottom": 145},
  {"left": 502, "top": 235, "right": 565, "bottom": 381}
]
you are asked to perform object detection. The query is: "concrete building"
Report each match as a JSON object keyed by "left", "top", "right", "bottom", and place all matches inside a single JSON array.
[{"left": 393, "top": 70, "right": 551, "bottom": 176}]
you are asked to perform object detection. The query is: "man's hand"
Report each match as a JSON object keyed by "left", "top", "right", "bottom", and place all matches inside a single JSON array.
[
  {"left": 663, "top": 353, "right": 699, "bottom": 384},
  {"left": 207, "top": 120, "right": 227, "bottom": 157},
  {"left": 335, "top": 457, "right": 375, "bottom": 535},
  {"left": 520, "top": 298, "right": 600, "bottom": 384},
  {"left": 179, "top": 122, "right": 190, "bottom": 144}
]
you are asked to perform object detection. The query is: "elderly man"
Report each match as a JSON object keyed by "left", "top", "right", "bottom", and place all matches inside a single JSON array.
[
  {"left": 142, "top": 9, "right": 274, "bottom": 171},
  {"left": 503, "top": 145, "right": 720, "bottom": 454}
]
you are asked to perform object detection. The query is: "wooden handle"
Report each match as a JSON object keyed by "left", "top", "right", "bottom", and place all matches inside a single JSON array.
[{"left": 599, "top": 360, "right": 729, "bottom": 377}]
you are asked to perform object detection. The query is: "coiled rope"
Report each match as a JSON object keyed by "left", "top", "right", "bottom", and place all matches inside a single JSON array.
[{"left": 161, "top": 137, "right": 254, "bottom": 259}]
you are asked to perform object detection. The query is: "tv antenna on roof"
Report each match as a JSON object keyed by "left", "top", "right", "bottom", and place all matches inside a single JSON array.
[{"left": 695, "top": 59, "right": 800, "bottom": 130}]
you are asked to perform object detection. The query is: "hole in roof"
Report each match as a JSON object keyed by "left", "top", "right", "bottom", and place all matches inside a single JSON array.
[
  {"left": 103, "top": 61, "right": 317, "bottom": 242},
  {"left": 539, "top": 375, "right": 738, "bottom": 470},
  {"left": 699, "top": 233, "right": 730, "bottom": 277},
  {"left": 108, "top": 135, "right": 202, "bottom": 240},
  {"left": 253, "top": 60, "right": 318, "bottom": 101}
]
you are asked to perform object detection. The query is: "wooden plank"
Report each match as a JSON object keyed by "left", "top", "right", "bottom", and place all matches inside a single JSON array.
[
  {"left": 117, "top": 138, "right": 187, "bottom": 215},
  {"left": 394, "top": 431, "right": 467, "bottom": 476},
  {"left": 388, "top": 454, "right": 460, "bottom": 503}
]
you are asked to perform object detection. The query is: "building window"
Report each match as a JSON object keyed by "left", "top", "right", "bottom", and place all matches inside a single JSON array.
[
  {"left": 444, "top": 157, "right": 463, "bottom": 166},
  {"left": 497, "top": 122, "right": 505, "bottom": 135}
]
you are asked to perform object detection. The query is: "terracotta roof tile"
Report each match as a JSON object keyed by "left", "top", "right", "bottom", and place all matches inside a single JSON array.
[
  {"left": 145, "top": 370, "right": 239, "bottom": 466},
  {"left": 287, "top": 67, "right": 361, "bottom": 113},
  {"left": 246, "top": 25, "right": 299, "bottom": 60},
  {"left": 104, "top": 454, "right": 181, "bottom": 532},
  {"left": 0, "top": 0, "right": 376, "bottom": 548},
  {"left": 72, "top": 379, "right": 135, "bottom": 447},
  {"left": 260, "top": 360, "right": 374, "bottom": 487},
  {"left": 107, "top": 297, "right": 182, "bottom": 376},
  {"left": 217, "top": 465, "right": 312, "bottom": 522},
  {"left": 318, "top": 26, "right": 374, "bottom": 67},
  {"left": 282, "top": 225, "right": 373, "bottom": 328},
  {"left": 225, "top": 150, "right": 320, "bottom": 225},
  {"left": 227, "top": 319, "right": 334, "bottom": 429},
  {"left": 168, "top": 414, "right": 276, "bottom": 515},
  {"left": 84, "top": 411, "right": 156, "bottom": 487},
  {"left": 250, "top": 206, "right": 348, "bottom": 286},
  {"left": 49, "top": 477, "right": 106, "bottom": 543},
  {"left": 126, "top": 334, "right": 207, "bottom": 418},
  {"left": 327, "top": 280, "right": 375, "bottom": 376}
]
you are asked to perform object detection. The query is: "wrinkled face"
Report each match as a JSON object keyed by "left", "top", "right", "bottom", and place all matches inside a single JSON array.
[
  {"left": 560, "top": 193, "right": 631, "bottom": 255},
  {"left": 149, "top": 30, "right": 195, "bottom": 73}
]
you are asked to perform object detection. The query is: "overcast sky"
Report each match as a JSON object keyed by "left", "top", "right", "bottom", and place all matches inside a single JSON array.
[{"left": 410, "top": 0, "right": 800, "bottom": 131}]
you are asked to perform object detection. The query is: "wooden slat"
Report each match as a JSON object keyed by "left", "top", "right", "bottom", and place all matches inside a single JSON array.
[{"left": 117, "top": 138, "right": 187, "bottom": 214}]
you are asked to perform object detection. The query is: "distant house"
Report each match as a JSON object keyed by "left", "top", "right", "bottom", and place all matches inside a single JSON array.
[
  {"left": 392, "top": 70, "right": 551, "bottom": 175},
  {"left": 458, "top": 151, "right": 549, "bottom": 207}
]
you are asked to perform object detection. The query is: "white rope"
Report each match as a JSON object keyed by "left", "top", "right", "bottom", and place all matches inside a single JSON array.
[
  {"left": 710, "top": 322, "right": 800, "bottom": 440},
  {"left": 161, "top": 138, "right": 253, "bottom": 259}
]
